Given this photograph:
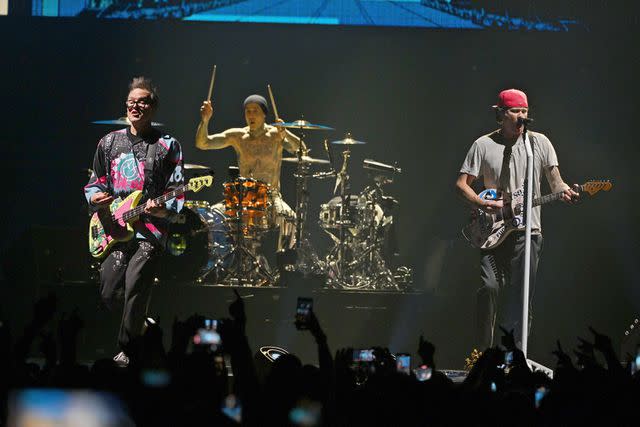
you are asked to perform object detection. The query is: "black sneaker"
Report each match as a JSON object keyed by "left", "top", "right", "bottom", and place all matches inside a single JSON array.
[{"left": 113, "top": 351, "right": 129, "bottom": 368}]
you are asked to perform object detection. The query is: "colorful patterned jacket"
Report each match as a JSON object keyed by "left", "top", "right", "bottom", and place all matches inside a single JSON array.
[{"left": 84, "top": 128, "right": 184, "bottom": 245}]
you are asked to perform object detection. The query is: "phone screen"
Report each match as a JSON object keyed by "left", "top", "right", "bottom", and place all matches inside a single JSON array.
[
  {"left": 413, "top": 364, "right": 432, "bottom": 381},
  {"left": 193, "top": 318, "right": 220, "bottom": 345},
  {"left": 295, "top": 297, "right": 313, "bottom": 329},
  {"left": 353, "top": 349, "right": 375, "bottom": 362},
  {"left": 396, "top": 354, "right": 411, "bottom": 374}
]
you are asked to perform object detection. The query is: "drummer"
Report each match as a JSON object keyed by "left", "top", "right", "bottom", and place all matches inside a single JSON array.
[{"left": 196, "top": 94, "right": 305, "bottom": 250}]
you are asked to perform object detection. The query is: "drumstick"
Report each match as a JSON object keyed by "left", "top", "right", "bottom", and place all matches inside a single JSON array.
[
  {"left": 207, "top": 65, "right": 217, "bottom": 101},
  {"left": 267, "top": 84, "right": 280, "bottom": 120}
]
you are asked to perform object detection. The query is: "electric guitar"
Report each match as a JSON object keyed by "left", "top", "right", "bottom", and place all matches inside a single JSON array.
[
  {"left": 462, "top": 180, "right": 612, "bottom": 250},
  {"left": 88, "top": 175, "right": 213, "bottom": 259}
]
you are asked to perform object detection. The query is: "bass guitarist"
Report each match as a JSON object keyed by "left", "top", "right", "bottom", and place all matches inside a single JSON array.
[
  {"left": 84, "top": 77, "right": 184, "bottom": 367},
  {"left": 455, "top": 88, "right": 579, "bottom": 350}
]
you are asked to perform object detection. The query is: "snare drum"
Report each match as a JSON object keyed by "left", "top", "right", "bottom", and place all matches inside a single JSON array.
[
  {"left": 158, "top": 201, "right": 232, "bottom": 282},
  {"left": 223, "top": 178, "right": 271, "bottom": 230}
]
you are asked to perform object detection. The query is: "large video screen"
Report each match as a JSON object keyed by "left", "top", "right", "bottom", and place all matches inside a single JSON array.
[{"left": 30, "top": 0, "right": 584, "bottom": 31}]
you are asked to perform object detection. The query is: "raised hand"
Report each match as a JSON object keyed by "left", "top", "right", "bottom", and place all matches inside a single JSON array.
[
  {"left": 418, "top": 335, "right": 435, "bottom": 366},
  {"left": 552, "top": 340, "right": 574, "bottom": 369},
  {"left": 200, "top": 100, "right": 213, "bottom": 122},
  {"left": 228, "top": 289, "right": 246, "bottom": 332},
  {"left": 499, "top": 326, "right": 516, "bottom": 351},
  {"left": 588, "top": 326, "right": 612, "bottom": 353},
  {"left": 574, "top": 337, "right": 598, "bottom": 368}
]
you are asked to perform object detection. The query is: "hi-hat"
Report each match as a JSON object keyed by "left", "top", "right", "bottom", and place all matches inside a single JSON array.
[
  {"left": 272, "top": 120, "right": 333, "bottom": 130},
  {"left": 184, "top": 163, "right": 212, "bottom": 170},
  {"left": 282, "top": 155, "right": 330, "bottom": 165},
  {"left": 331, "top": 133, "right": 367, "bottom": 145},
  {"left": 92, "top": 117, "right": 164, "bottom": 127}
]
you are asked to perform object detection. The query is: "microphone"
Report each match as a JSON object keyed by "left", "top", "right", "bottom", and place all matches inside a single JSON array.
[{"left": 517, "top": 117, "right": 534, "bottom": 126}]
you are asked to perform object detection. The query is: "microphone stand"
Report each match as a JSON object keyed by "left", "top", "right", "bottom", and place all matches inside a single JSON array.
[{"left": 521, "top": 121, "right": 533, "bottom": 358}]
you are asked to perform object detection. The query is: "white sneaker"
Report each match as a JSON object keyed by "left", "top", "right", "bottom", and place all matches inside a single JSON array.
[{"left": 113, "top": 351, "right": 129, "bottom": 367}]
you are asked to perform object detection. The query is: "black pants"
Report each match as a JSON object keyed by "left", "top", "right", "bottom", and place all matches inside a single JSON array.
[
  {"left": 476, "top": 232, "right": 543, "bottom": 350},
  {"left": 99, "top": 240, "right": 159, "bottom": 351}
]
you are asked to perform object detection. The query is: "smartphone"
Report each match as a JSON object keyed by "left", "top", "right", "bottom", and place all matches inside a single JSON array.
[
  {"left": 504, "top": 351, "right": 514, "bottom": 366},
  {"left": 534, "top": 386, "right": 548, "bottom": 408},
  {"left": 353, "top": 349, "right": 375, "bottom": 362},
  {"left": 295, "top": 297, "right": 313, "bottom": 329},
  {"left": 413, "top": 364, "right": 432, "bottom": 381},
  {"left": 396, "top": 353, "right": 411, "bottom": 375},
  {"left": 193, "top": 318, "right": 221, "bottom": 345}
]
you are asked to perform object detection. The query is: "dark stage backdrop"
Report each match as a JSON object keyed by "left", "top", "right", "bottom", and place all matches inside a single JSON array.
[{"left": 1, "top": 13, "right": 638, "bottom": 366}]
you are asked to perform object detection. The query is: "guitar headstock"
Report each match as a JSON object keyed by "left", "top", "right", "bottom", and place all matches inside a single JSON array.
[
  {"left": 187, "top": 175, "right": 214, "bottom": 193},
  {"left": 580, "top": 180, "right": 613, "bottom": 196}
]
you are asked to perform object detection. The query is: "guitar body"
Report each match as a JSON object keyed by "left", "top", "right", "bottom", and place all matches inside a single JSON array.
[
  {"left": 87, "top": 175, "right": 215, "bottom": 259},
  {"left": 88, "top": 191, "right": 143, "bottom": 259},
  {"left": 462, "top": 180, "right": 612, "bottom": 250},
  {"left": 462, "top": 187, "right": 527, "bottom": 250}
]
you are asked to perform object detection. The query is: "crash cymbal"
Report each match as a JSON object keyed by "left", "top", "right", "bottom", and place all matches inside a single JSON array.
[
  {"left": 272, "top": 120, "right": 333, "bottom": 130},
  {"left": 92, "top": 117, "right": 164, "bottom": 127},
  {"left": 282, "top": 155, "right": 330, "bottom": 165},
  {"left": 331, "top": 133, "right": 367, "bottom": 145},
  {"left": 184, "top": 163, "right": 212, "bottom": 170}
]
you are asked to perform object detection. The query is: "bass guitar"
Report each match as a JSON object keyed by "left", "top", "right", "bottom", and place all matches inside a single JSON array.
[
  {"left": 462, "top": 180, "right": 612, "bottom": 250},
  {"left": 88, "top": 175, "right": 213, "bottom": 259}
]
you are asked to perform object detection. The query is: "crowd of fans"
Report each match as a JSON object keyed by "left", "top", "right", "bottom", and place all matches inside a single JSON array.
[
  {"left": 421, "top": 0, "right": 579, "bottom": 31},
  {"left": 1, "top": 292, "right": 638, "bottom": 426},
  {"left": 80, "top": 0, "right": 243, "bottom": 19}
]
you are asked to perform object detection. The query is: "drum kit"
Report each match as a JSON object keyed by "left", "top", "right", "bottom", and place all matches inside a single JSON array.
[{"left": 92, "top": 117, "right": 412, "bottom": 291}]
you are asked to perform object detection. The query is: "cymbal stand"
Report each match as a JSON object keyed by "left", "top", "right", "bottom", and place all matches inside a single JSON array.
[
  {"left": 292, "top": 129, "right": 324, "bottom": 275},
  {"left": 214, "top": 179, "right": 275, "bottom": 286}
]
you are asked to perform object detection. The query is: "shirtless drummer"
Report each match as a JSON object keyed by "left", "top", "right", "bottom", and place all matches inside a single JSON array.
[{"left": 195, "top": 94, "right": 305, "bottom": 251}]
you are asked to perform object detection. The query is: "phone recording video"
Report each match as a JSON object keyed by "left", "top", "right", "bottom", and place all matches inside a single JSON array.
[
  {"left": 413, "top": 364, "right": 433, "bottom": 381},
  {"left": 395, "top": 353, "right": 411, "bottom": 375},
  {"left": 193, "top": 318, "right": 221, "bottom": 346},
  {"left": 295, "top": 297, "right": 313, "bottom": 329},
  {"left": 352, "top": 349, "right": 375, "bottom": 363}
]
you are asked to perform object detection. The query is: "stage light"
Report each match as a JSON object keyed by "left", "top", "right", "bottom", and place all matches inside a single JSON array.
[{"left": 259, "top": 346, "right": 288, "bottom": 362}]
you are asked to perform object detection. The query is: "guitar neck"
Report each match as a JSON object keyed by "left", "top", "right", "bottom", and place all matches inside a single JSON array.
[
  {"left": 121, "top": 185, "right": 187, "bottom": 221},
  {"left": 533, "top": 184, "right": 582, "bottom": 207}
]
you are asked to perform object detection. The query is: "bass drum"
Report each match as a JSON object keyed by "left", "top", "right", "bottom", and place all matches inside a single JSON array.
[{"left": 158, "top": 201, "right": 232, "bottom": 283}]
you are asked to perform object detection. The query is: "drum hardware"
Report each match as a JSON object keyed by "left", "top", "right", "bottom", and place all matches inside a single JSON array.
[
  {"left": 282, "top": 155, "right": 330, "bottom": 165},
  {"left": 272, "top": 119, "right": 334, "bottom": 131},
  {"left": 184, "top": 163, "right": 213, "bottom": 170},
  {"left": 330, "top": 133, "right": 367, "bottom": 145},
  {"left": 213, "top": 168, "right": 276, "bottom": 286},
  {"left": 321, "top": 149, "right": 412, "bottom": 291},
  {"left": 282, "top": 119, "right": 333, "bottom": 276}
]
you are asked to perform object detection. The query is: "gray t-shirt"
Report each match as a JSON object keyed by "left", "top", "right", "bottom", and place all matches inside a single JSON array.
[{"left": 460, "top": 130, "right": 559, "bottom": 232}]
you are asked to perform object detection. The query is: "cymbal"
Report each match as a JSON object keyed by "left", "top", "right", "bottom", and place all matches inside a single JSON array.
[
  {"left": 92, "top": 117, "right": 164, "bottom": 127},
  {"left": 331, "top": 133, "right": 367, "bottom": 145},
  {"left": 184, "top": 163, "right": 212, "bottom": 170},
  {"left": 282, "top": 155, "right": 330, "bottom": 165},
  {"left": 272, "top": 120, "right": 333, "bottom": 130}
]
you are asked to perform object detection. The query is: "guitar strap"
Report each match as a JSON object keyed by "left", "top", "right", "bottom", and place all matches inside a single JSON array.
[
  {"left": 143, "top": 138, "right": 159, "bottom": 199},
  {"left": 498, "top": 138, "right": 512, "bottom": 196}
]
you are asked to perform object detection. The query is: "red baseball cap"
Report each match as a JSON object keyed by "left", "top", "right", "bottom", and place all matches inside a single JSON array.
[{"left": 493, "top": 89, "right": 528, "bottom": 109}]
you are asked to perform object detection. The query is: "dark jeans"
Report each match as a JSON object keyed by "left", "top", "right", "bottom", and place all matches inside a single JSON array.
[
  {"left": 476, "top": 232, "right": 543, "bottom": 350},
  {"left": 99, "top": 240, "right": 159, "bottom": 351}
]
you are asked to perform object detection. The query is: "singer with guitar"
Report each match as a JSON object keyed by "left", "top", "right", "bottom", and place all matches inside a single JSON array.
[
  {"left": 455, "top": 89, "right": 579, "bottom": 351},
  {"left": 84, "top": 77, "right": 184, "bottom": 367}
]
